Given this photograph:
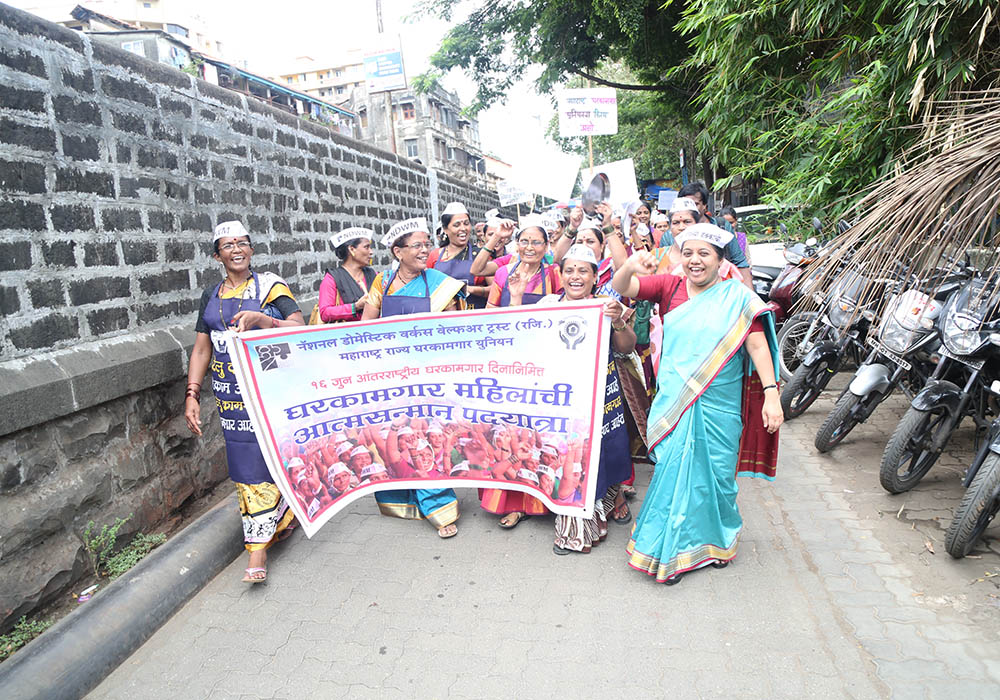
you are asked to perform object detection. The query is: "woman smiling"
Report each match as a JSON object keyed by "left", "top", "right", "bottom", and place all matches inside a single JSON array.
[{"left": 426, "top": 202, "right": 490, "bottom": 308}]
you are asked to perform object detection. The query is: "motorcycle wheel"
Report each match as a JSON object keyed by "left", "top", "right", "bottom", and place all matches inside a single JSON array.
[
  {"left": 780, "top": 356, "right": 835, "bottom": 420},
  {"left": 945, "top": 453, "right": 1000, "bottom": 559},
  {"left": 878, "top": 405, "right": 954, "bottom": 494},
  {"left": 814, "top": 391, "right": 872, "bottom": 453},
  {"left": 776, "top": 311, "right": 818, "bottom": 383}
]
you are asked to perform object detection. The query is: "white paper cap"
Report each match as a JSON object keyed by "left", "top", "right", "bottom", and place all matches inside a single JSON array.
[
  {"left": 331, "top": 462, "right": 352, "bottom": 476},
  {"left": 449, "top": 461, "right": 471, "bottom": 475},
  {"left": 349, "top": 445, "right": 370, "bottom": 458},
  {"left": 397, "top": 426, "right": 414, "bottom": 436},
  {"left": 287, "top": 457, "right": 305, "bottom": 469},
  {"left": 564, "top": 244, "right": 598, "bottom": 267},
  {"left": 330, "top": 227, "right": 373, "bottom": 249},
  {"left": 650, "top": 211, "right": 668, "bottom": 224},
  {"left": 382, "top": 217, "right": 429, "bottom": 247},
  {"left": 484, "top": 208, "right": 499, "bottom": 220},
  {"left": 516, "top": 468, "right": 540, "bottom": 484},
  {"left": 670, "top": 197, "right": 700, "bottom": 214},
  {"left": 675, "top": 222, "right": 734, "bottom": 249},
  {"left": 360, "top": 463, "right": 387, "bottom": 478},
  {"left": 336, "top": 441, "right": 354, "bottom": 454},
  {"left": 213, "top": 220, "right": 249, "bottom": 242},
  {"left": 535, "top": 465, "right": 556, "bottom": 479},
  {"left": 414, "top": 439, "right": 431, "bottom": 452},
  {"left": 516, "top": 214, "right": 548, "bottom": 236},
  {"left": 442, "top": 202, "right": 469, "bottom": 217},
  {"left": 576, "top": 217, "right": 603, "bottom": 235}
]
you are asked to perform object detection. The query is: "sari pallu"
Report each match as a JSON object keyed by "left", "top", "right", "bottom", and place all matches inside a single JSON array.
[{"left": 626, "top": 280, "right": 780, "bottom": 583}]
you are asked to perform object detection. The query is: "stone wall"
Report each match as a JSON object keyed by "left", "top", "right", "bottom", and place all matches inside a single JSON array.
[{"left": 0, "top": 2, "right": 511, "bottom": 631}]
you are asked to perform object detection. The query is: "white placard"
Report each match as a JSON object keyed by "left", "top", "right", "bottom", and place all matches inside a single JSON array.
[
  {"left": 657, "top": 190, "right": 677, "bottom": 211},
  {"left": 557, "top": 88, "right": 618, "bottom": 137},
  {"left": 496, "top": 179, "right": 533, "bottom": 207},
  {"left": 587, "top": 158, "right": 639, "bottom": 206}
]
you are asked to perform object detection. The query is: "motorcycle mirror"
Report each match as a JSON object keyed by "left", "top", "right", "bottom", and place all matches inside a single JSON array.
[
  {"left": 811, "top": 217, "right": 822, "bottom": 232},
  {"left": 580, "top": 173, "right": 610, "bottom": 216},
  {"left": 805, "top": 236, "right": 818, "bottom": 247}
]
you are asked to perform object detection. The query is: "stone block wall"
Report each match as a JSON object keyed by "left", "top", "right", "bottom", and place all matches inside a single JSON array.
[{"left": 0, "top": 2, "right": 511, "bottom": 630}]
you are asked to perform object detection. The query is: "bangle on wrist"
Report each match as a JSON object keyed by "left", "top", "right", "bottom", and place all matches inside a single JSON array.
[{"left": 762, "top": 384, "right": 778, "bottom": 392}]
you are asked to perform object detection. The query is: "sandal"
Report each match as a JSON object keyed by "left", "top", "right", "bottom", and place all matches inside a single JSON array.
[
  {"left": 612, "top": 502, "right": 632, "bottom": 524},
  {"left": 498, "top": 512, "right": 529, "bottom": 529},
  {"left": 242, "top": 567, "right": 267, "bottom": 584},
  {"left": 438, "top": 523, "right": 458, "bottom": 539},
  {"left": 663, "top": 573, "right": 683, "bottom": 586},
  {"left": 710, "top": 560, "right": 729, "bottom": 569},
  {"left": 621, "top": 485, "right": 637, "bottom": 499}
]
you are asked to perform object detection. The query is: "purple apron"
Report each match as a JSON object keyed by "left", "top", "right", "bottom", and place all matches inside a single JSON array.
[
  {"left": 434, "top": 243, "right": 485, "bottom": 309},
  {"left": 375, "top": 268, "right": 458, "bottom": 515},
  {"left": 202, "top": 271, "right": 273, "bottom": 484},
  {"left": 499, "top": 261, "right": 550, "bottom": 307}
]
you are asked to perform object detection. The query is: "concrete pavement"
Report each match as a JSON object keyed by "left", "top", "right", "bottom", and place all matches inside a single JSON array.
[{"left": 89, "top": 386, "right": 1000, "bottom": 699}]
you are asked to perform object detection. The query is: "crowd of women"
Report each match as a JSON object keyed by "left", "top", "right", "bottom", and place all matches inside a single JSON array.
[{"left": 184, "top": 182, "right": 784, "bottom": 586}]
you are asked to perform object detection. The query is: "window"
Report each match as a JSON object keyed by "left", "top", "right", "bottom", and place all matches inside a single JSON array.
[
  {"left": 360, "top": 109, "right": 368, "bottom": 128},
  {"left": 121, "top": 40, "right": 145, "bottom": 57},
  {"left": 335, "top": 69, "right": 342, "bottom": 77},
  {"left": 402, "top": 103, "right": 415, "bottom": 119},
  {"left": 165, "top": 24, "right": 188, "bottom": 37},
  {"left": 447, "top": 146, "right": 455, "bottom": 161},
  {"left": 286, "top": 77, "right": 293, "bottom": 84},
  {"left": 299, "top": 73, "right": 306, "bottom": 81},
  {"left": 404, "top": 139, "right": 418, "bottom": 158},
  {"left": 335, "top": 86, "right": 345, "bottom": 95}
]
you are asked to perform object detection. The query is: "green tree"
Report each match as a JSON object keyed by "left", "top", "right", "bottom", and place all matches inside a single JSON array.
[
  {"left": 678, "top": 0, "right": 1000, "bottom": 212},
  {"left": 415, "top": 0, "right": 696, "bottom": 113}
]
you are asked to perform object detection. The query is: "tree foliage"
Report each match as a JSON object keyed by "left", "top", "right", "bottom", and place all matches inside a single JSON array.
[
  {"left": 680, "top": 0, "right": 1000, "bottom": 212},
  {"left": 415, "top": 0, "right": 695, "bottom": 113}
]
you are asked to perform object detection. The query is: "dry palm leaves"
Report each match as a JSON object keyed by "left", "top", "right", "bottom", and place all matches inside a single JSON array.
[{"left": 799, "top": 89, "right": 1000, "bottom": 318}]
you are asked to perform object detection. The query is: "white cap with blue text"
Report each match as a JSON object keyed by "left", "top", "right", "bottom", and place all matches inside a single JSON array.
[
  {"left": 382, "top": 217, "right": 429, "bottom": 247},
  {"left": 213, "top": 220, "right": 249, "bottom": 242},
  {"left": 330, "top": 227, "right": 374, "bottom": 249},
  {"left": 670, "top": 196, "right": 700, "bottom": 214},
  {"left": 674, "top": 222, "right": 734, "bottom": 249}
]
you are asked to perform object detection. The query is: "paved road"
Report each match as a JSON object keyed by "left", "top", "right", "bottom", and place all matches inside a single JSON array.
[{"left": 91, "top": 384, "right": 1000, "bottom": 699}]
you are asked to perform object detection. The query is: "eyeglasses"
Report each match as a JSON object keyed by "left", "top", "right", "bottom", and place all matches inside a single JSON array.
[
  {"left": 403, "top": 242, "right": 433, "bottom": 251},
  {"left": 219, "top": 241, "right": 252, "bottom": 252},
  {"left": 517, "top": 239, "right": 547, "bottom": 247}
]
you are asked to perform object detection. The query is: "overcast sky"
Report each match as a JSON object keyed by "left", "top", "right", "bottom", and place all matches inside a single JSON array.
[{"left": 13, "top": 0, "right": 581, "bottom": 199}]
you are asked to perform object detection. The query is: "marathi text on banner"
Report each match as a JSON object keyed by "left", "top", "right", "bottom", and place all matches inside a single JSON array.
[
  {"left": 557, "top": 88, "right": 619, "bottom": 137},
  {"left": 227, "top": 302, "right": 611, "bottom": 537},
  {"left": 496, "top": 179, "right": 533, "bottom": 207}
]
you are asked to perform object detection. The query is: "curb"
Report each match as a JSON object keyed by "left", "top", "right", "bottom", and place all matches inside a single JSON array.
[{"left": 0, "top": 495, "right": 243, "bottom": 700}]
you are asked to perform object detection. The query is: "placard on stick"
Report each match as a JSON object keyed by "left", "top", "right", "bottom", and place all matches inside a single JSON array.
[
  {"left": 496, "top": 179, "right": 533, "bottom": 207},
  {"left": 557, "top": 88, "right": 618, "bottom": 137}
]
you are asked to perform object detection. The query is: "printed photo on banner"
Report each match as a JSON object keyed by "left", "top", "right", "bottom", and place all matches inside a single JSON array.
[{"left": 227, "top": 301, "right": 612, "bottom": 537}]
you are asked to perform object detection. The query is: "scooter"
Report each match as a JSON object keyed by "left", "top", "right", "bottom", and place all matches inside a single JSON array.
[
  {"left": 812, "top": 284, "right": 951, "bottom": 453},
  {"left": 879, "top": 276, "right": 1000, "bottom": 494},
  {"left": 946, "top": 379, "right": 1000, "bottom": 557}
]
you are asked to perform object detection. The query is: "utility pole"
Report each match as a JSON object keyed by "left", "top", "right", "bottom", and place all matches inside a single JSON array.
[{"left": 376, "top": 0, "right": 396, "bottom": 154}]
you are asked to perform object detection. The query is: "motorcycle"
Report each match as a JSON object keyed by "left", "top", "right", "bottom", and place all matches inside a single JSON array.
[
  {"left": 780, "top": 267, "right": 883, "bottom": 420},
  {"left": 812, "top": 277, "right": 960, "bottom": 453},
  {"left": 878, "top": 276, "right": 1000, "bottom": 494},
  {"left": 946, "top": 379, "right": 1000, "bottom": 558}
]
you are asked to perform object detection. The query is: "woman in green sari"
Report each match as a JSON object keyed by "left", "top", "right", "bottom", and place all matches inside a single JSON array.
[{"left": 612, "top": 223, "right": 784, "bottom": 585}]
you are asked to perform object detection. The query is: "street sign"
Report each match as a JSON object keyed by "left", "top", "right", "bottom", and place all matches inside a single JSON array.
[
  {"left": 557, "top": 88, "right": 618, "bottom": 137},
  {"left": 364, "top": 44, "right": 406, "bottom": 93}
]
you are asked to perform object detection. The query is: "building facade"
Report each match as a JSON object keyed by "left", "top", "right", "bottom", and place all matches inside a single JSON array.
[{"left": 272, "top": 55, "right": 366, "bottom": 103}]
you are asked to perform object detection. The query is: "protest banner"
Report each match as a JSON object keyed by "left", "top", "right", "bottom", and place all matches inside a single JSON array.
[
  {"left": 496, "top": 179, "right": 533, "bottom": 207},
  {"left": 557, "top": 88, "right": 618, "bottom": 137},
  {"left": 226, "top": 301, "right": 613, "bottom": 537}
]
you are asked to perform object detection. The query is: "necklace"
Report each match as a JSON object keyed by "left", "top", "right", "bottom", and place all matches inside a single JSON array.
[{"left": 219, "top": 276, "right": 250, "bottom": 327}]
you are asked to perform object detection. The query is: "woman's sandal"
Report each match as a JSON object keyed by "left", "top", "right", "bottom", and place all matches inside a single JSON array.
[
  {"left": 612, "top": 502, "right": 632, "bottom": 524},
  {"left": 621, "top": 485, "right": 637, "bottom": 499},
  {"left": 498, "top": 512, "right": 529, "bottom": 530},
  {"left": 663, "top": 573, "right": 683, "bottom": 586},
  {"left": 438, "top": 523, "right": 458, "bottom": 539},
  {"left": 710, "top": 560, "right": 729, "bottom": 569},
  {"left": 242, "top": 567, "right": 267, "bottom": 584}
]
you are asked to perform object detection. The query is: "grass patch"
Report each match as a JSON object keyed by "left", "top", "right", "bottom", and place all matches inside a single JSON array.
[
  {"left": 105, "top": 532, "right": 167, "bottom": 579},
  {"left": 0, "top": 616, "right": 52, "bottom": 662}
]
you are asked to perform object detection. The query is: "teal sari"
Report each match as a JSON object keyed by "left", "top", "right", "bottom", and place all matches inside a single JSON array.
[{"left": 626, "top": 279, "right": 779, "bottom": 583}]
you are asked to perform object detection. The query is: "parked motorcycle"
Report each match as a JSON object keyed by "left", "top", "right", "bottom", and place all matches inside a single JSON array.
[
  {"left": 879, "top": 277, "right": 1000, "bottom": 494},
  {"left": 813, "top": 280, "right": 958, "bottom": 452},
  {"left": 946, "top": 379, "right": 1000, "bottom": 557},
  {"left": 780, "top": 268, "right": 882, "bottom": 420}
]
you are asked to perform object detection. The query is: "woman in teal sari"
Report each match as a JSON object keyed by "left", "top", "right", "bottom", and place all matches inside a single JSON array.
[{"left": 612, "top": 223, "right": 784, "bottom": 584}]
